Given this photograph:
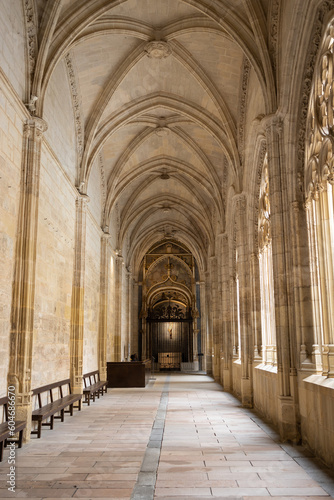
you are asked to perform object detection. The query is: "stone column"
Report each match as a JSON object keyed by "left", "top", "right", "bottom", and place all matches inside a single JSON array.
[
  {"left": 125, "top": 268, "right": 133, "bottom": 360},
  {"left": 205, "top": 272, "right": 213, "bottom": 375},
  {"left": 113, "top": 255, "right": 123, "bottom": 361},
  {"left": 98, "top": 229, "right": 110, "bottom": 382},
  {"left": 210, "top": 256, "right": 220, "bottom": 381},
  {"left": 70, "top": 192, "right": 89, "bottom": 394},
  {"left": 221, "top": 234, "right": 232, "bottom": 390},
  {"left": 199, "top": 281, "right": 207, "bottom": 372},
  {"left": 132, "top": 280, "right": 139, "bottom": 358},
  {"left": 305, "top": 199, "right": 323, "bottom": 372},
  {"left": 250, "top": 253, "right": 262, "bottom": 362},
  {"left": 236, "top": 194, "right": 253, "bottom": 407},
  {"left": 8, "top": 117, "right": 47, "bottom": 441},
  {"left": 263, "top": 114, "right": 299, "bottom": 441}
]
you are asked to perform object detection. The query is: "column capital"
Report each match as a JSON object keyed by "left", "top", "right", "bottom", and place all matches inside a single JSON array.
[
  {"left": 101, "top": 227, "right": 111, "bottom": 240},
  {"left": 261, "top": 113, "right": 283, "bottom": 136},
  {"left": 24, "top": 117, "right": 48, "bottom": 139},
  {"left": 76, "top": 192, "right": 90, "bottom": 206}
]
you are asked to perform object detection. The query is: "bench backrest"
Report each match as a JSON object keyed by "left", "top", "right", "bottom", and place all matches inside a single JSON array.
[
  {"left": 0, "top": 397, "right": 8, "bottom": 423},
  {"left": 83, "top": 370, "right": 100, "bottom": 387},
  {"left": 32, "top": 379, "right": 72, "bottom": 408}
]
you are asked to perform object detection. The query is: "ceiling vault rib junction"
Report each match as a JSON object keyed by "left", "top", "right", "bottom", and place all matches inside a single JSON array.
[{"left": 25, "top": 0, "right": 277, "bottom": 275}]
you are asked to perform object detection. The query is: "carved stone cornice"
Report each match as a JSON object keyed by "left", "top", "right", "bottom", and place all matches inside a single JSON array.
[
  {"left": 23, "top": 0, "right": 37, "bottom": 79},
  {"left": 238, "top": 57, "right": 251, "bottom": 167},
  {"left": 268, "top": 0, "right": 280, "bottom": 73},
  {"left": 65, "top": 52, "right": 84, "bottom": 167}
]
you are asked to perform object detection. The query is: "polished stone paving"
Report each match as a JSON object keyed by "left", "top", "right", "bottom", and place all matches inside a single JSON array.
[{"left": 1, "top": 373, "right": 334, "bottom": 499}]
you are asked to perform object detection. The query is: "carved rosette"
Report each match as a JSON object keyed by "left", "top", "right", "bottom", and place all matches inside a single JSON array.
[
  {"left": 258, "top": 154, "right": 271, "bottom": 251},
  {"left": 145, "top": 41, "right": 172, "bottom": 59},
  {"left": 305, "top": 19, "right": 334, "bottom": 199}
]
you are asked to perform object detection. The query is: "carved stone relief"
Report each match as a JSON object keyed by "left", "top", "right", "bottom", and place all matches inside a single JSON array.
[
  {"left": 64, "top": 52, "right": 84, "bottom": 171},
  {"left": 238, "top": 57, "right": 251, "bottom": 168},
  {"left": 23, "top": 0, "right": 37, "bottom": 81},
  {"left": 305, "top": 18, "right": 334, "bottom": 198},
  {"left": 258, "top": 154, "right": 271, "bottom": 250},
  {"left": 298, "top": 0, "right": 334, "bottom": 190},
  {"left": 145, "top": 41, "right": 172, "bottom": 59}
]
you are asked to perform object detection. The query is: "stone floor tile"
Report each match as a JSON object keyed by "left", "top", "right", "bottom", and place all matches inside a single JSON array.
[
  {"left": 73, "top": 489, "right": 133, "bottom": 497},
  {"left": 267, "top": 487, "right": 329, "bottom": 496},
  {"left": 211, "top": 487, "right": 270, "bottom": 497},
  {"left": 0, "top": 373, "right": 333, "bottom": 500},
  {"left": 154, "top": 487, "right": 212, "bottom": 496}
]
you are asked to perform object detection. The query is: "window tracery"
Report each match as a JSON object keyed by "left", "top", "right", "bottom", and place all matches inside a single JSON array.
[
  {"left": 305, "top": 20, "right": 334, "bottom": 377},
  {"left": 258, "top": 154, "right": 276, "bottom": 365}
]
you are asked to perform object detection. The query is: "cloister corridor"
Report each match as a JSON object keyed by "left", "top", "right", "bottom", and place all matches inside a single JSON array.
[{"left": 1, "top": 373, "right": 334, "bottom": 500}]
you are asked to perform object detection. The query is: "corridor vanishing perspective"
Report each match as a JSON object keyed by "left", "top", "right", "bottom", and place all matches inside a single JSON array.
[
  {"left": 2, "top": 0, "right": 334, "bottom": 483},
  {"left": 1, "top": 374, "right": 334, "bottom": 499}
]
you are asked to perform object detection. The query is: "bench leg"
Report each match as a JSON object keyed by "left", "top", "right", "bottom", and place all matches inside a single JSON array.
[
  {"left": 78, "top": 399, "right": 82, "bottom": 411},
  {"left": 18, "top": 430, "right": 23, "bottom": 449},
  {"left": 50, "top": 415, "right": 54, "bottom": 430},
  {"left": 0, "top": 441, "right": 3, "bottom": 462},
  {"left": 37, "top": 421, "right": 42, "bottom": 439}
]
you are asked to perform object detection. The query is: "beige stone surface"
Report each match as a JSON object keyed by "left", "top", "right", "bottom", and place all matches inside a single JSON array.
[{"left": 1, "top": 0, "right": 334, "bottom": 472}]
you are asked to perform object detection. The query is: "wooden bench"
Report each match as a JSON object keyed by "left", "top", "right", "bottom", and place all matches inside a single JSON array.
[
  {"left": 31, "top": 379, "right": 82, "bottom": 438},
  {"left": 83, "top": 371, "right": 107, "bottom": 405},
  {"left": 0, "top": 396, "right": 26, "bottom": 462}
]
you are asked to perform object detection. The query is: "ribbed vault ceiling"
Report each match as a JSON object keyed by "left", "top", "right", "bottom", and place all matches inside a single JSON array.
[{"left": 33, "top": 0, "right": 273, "bottom": 272}]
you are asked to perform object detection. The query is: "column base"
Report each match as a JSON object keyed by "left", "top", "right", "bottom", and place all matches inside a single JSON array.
[
  {"left": 277, "top": 396, "right": 300, "bottom": 443},
  {"left": 15, "top": 404, "right": 32, "bottom": 443},
  {"left": 222, "top": 367, "right": 232, "bottom": 391},
  {"left": 241, "top": 377, "right": 253, "bottom": 408}
]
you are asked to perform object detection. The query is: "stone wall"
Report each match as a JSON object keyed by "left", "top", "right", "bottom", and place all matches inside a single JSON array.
[
  {"left": 299, "top": 375, "right": 334, "bottom": 468},
  {"left": 44, "top": 60, "right": 77, "bottom": 185},
  {"left": 0, "top": 1, "right": 26, "bottom": 100},
  {"left": 32, "top": 145, "right": 76, "bottom": 388},
  {"left": 232, "top": 360, "right": 242, "bottom": 399},
  {"left": 0, "top": 74, "right": 26, "bottom": 396},
  {"left": 83, "top": 213, "right": 101, "bottom": 374},
  {"left": 253, "top": 365, "right": 278, "bottom": 426}
]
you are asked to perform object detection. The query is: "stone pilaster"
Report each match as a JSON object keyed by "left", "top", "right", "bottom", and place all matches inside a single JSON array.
[
  {"left": 98, "top": 230, "right": 110, "bottom": 382},
  {"left": 113, "top": 255, "right": 123, "bottom": 361},
  {"left": 199, "top": 280, "right": 207, "bottom": 372},
  {"left": 132, "top": 281, "right": 139, "bottom": 358},
  {"left": 8, "top": 117, "right": 48, "bottom": 441},
  {"left": 250, "top": 253, "right": 262, "bottom": 361},
  {"left": 236, "top": 194, "right": 253, "bottom": 407},
  {"left": 262, "top": 114, "right": 299, "bottom": 441},
  {"left": 210, "top": 256, "right": 220, "bottom": 381},
  {"left": 221, "top": 234, "right": 232, "bottom": 390},
  {"left": 70, "top": 192, "right": 89, "bottom": 394},
  {"left": 305, "top": 200, "right": 323, "bottom": 372}
]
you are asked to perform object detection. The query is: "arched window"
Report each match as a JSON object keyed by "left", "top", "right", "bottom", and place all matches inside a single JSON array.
[
  {"left": 258, "top": 154, "right": 276, "bottom": 365},
  {"left": 305, "top": 21, "right": 334, "bottom": 377}
]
